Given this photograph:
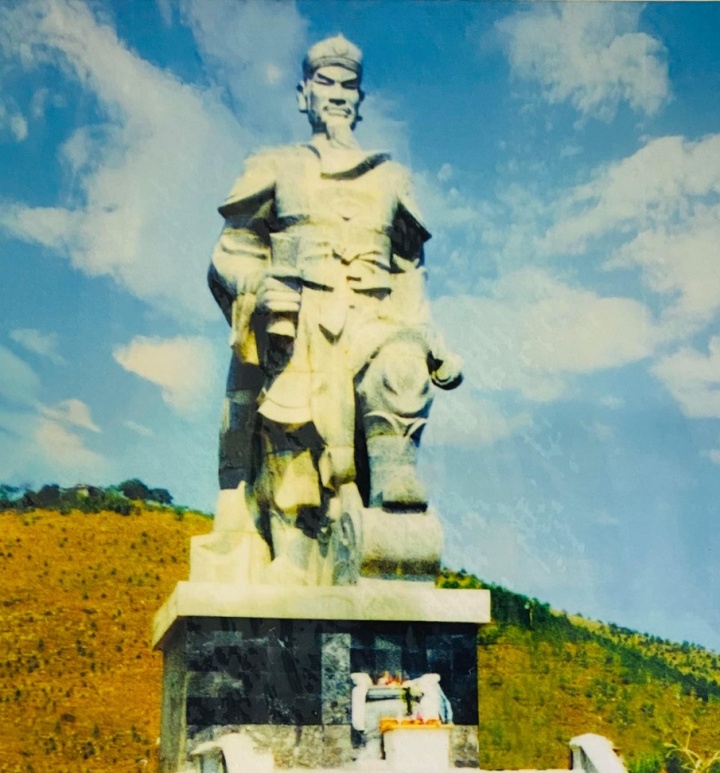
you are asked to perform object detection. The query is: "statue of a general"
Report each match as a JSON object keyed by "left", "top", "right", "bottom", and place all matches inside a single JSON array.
[{"left": 201, "top": 35, "right": 462, "bottom": 585}]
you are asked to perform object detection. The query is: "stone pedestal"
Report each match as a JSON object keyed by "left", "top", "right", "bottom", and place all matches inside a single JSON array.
[
  {"left": 383, "top": 725, "right": 452, "bottom": 772},
  {"left": 153, "top": 582, "right": 490, "bottom": 772}
]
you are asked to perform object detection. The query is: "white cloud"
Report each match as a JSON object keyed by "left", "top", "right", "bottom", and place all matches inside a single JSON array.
[
  {"left": 354, "top": 92, "right": 410, "bottom": 161},
  {"left": 40, "top": 398, "right": 99, "bottom": 433},
  {"left": 178, "top": 0, "right": 307, "bottom": 136},
  {"left": 113, "top": 335, "right": 216, "bottom": 415},
  {"left": 147, "top": 2, "right": 409, "bottom": 173},
  {"left": 702, "top": 448, "right": 720, "bottom": 465},
  {"left": 0, "top": 409, "right": 106, "bottom": 483},
  {"left": 10, "top": 327, "right": 64, "bottom": 364},
  {"left": 35, "top": 418, "right": 106, "bottom": 473},
  {"left": 544, "top": 134, "right": 720, "bottom": 255},
  {"left": 29, "top": 86, "right": 65, "bottom": 120},
  {"left": 155, "top": 0, "right": 173, "bottom": 28},
  {"left": 496, "top": 3, "right": 669, "bottom": 120},
  {"left": 9, "top": 113, "right": 28, "bottom": 141},
  {"left": 124, "top": 419, "right": 154, "bottom": 437},
  {"left": 0, "top": 1, "right": 432, "bottom": 324},
  {"left": 595, "top": 510, "right": 620, "bottom": 527},
  {"left": 0, "top": 99, "right": 28, "bottom": 142},
  {"left": 612, "top": 203, "right": 720, "bottom": 337},
  {"left": 0, "top": 345, "right": 40, "bottom": 405},
  {"left": 433, "top": 269, "right": 656, "bottom": 402},
  {"left": 425, "top": 389, "right": 532, "bottom": 447},
  {"left": 0, "top": 205, "right": 81, "bottom": 251},
  {"left": 536, "top": 133, "right": 720, "bottom": 342},
  {"left": 437, "top": 163, "right": 454, "bottom": 183},
  {"left": 415, "top": 171, "right": 482, "bottom": 229},
  {"left": 584, "top": 421, "right": 615, "bottom": 442},
  {"left": 0, "top": 344, "right": 103, "bottom": 478},
  {"left": 600, "top": 395, "right": 624, "bottom": 410},
  {"left": 443, "top": 498, "right": 597, "bottom": 600},
  {"left": 265, "top": 64, "right": 283, "bottom": 86},
  {"left": 652, "top": 337, "right": 720, "bottom": 419},
  {"left": 410, "top": 170, "right": 496, "bottom": 298},
  {"left": 559, "top": 143, "right": 582, "bottom": 160},
  {"left": 0, "top": 0, "right": 308, "bottom": 321}
]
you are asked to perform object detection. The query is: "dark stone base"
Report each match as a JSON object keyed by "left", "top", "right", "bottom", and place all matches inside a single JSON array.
[{"left": 159, "top": 616, "right": 479, "bottom": 770}]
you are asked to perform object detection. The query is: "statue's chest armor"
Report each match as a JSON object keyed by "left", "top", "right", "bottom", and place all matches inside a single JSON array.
[{"left": 274, "top": 156, "right": 397, "bottom": 232}]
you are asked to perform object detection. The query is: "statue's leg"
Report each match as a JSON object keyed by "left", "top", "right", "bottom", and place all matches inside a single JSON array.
[
  {"left": 254, "top": 418, "right": 326, "bottom": 582},
  {"left": 205, "top": 354, "right": 271, "bottom": 578},
  {"left": 219, "top": 354, "right": 264, "bottom": 489},
  {"left": 213, "top": 355, "right": 269, "bottom": 538},
  {"left": 356, "top": 334, "right": 433, "bottom": 511}
]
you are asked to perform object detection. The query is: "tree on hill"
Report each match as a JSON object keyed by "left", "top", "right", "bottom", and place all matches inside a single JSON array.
[
  {"left": 0, "top": 479, "right": 175, "bottom": 516},
  {"left": 116, "top": 479, "right": 173, "bottom": 505},
  {"left": 22, "top": 483, "right": 62, "bottom": 509},
  {"left": 0, "top": 483, "right": 23, "bottom": 503}
]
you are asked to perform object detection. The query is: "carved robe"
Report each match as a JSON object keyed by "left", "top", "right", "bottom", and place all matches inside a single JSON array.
[{"left": 208, "top": 142, "right": 433, "bottom": 499}]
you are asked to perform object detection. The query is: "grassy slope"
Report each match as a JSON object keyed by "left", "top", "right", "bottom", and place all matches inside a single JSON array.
[
  {"left": 464, "top": 577, "right": 720, "bottom": 770},
  {"left": 478, "top": 627, "right": 720, "bottom": 770},
  {"left": 1, "top": 509, "right": 719, "bottom": 772},
  {"left": 0, "top": 507, "right": 211, "bottom": 773}
]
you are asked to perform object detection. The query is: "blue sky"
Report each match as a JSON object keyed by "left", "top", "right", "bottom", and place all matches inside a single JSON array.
[{"left": 1, "top": 0, "right": 720, "bottom": 652}]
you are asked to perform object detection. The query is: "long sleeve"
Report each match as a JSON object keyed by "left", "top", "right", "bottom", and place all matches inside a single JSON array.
[
  {"left": 208, "top": 150, "right": 277, "bottom": 324},
  {"left": 208, "top": 226, "right": 269, "bottom": 324}
]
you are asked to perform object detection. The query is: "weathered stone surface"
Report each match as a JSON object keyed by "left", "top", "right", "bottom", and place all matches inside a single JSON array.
[
  {"left": 321, "top": 633, "right": 352, "bottom": 725},
  {"left": 159, "top": 620, "right": 188, "bottom": 773},
  {"left": 200, "top": 34, "right": 463, "bottom": 585},
  {"left": 157, "top": 34, "right": 486, "bottom": 772},
  {"left": 153, "top": 582, "right": 491, "bottom": 648},
  {"left": 451, "top": 725, "right": 481, "bottom": 769},
  {"left": 359, "top": 507, "right": 444, "bottom": 579},
  {"left": 157, "top": 610, "right": 481, "bottom": 771}
]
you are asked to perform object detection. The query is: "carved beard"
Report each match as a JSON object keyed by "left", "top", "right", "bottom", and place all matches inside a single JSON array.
[{"left": 325, "top": 118, "right": 359, "bottom": 149}]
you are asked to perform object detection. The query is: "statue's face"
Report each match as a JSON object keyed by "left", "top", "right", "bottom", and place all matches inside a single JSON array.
[{"left": 298, "top": 65, "right": 363, "bottom": 132}]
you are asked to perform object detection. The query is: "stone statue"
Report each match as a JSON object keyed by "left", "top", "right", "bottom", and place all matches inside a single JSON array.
[{"left": 196, "top": 34, "right": 462, "bottom": 586}]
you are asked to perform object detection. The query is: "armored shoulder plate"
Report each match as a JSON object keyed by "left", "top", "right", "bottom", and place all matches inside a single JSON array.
[
  {"left": 218, "top": 147, "right": 306, "bottom": 220},
  {"left": 389, "top": 163, "right": 431, "bottom": 259}
]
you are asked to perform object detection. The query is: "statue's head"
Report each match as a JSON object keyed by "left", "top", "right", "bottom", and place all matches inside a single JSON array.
[{"left": 297, "top": 35, "right": 364, "bottom": 136}]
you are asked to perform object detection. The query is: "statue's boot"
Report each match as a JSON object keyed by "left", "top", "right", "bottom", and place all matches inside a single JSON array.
[
  {"left": 265, "top": 514, "right": 316, "bottom": 585},
  {"left": 365, "top": 416, "right": 428, "bottom": 511},
  {"left": 358, "top": 334, "right": 433, "bottom": 512}
]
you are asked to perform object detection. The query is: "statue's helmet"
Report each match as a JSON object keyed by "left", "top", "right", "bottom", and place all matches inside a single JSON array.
[{"left": 302, "top": 34, "right": 363, "bottom": 81}]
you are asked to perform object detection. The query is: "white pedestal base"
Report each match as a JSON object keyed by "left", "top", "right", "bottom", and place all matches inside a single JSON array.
[{"left": 383, "top": 726, "right": 452, "bottom": 772}]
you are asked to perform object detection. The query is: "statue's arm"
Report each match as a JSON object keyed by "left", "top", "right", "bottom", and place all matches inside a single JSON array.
[
  {"left": 388, "top": 250, "right": 431, "bottom": 326},
  {"left": 387, "top": 164, "right": 432, "bottom": 324},
  {"left": 208, "top": 151, "right": 276, "bottom": 325},
  {"left": 208, "top": 225, "right": 269, "bottom": 325},
  {"left": 390, "top": 166, "right": 463, "bottom": 391}
]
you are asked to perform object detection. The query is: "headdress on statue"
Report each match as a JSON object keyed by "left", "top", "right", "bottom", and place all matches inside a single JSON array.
[{"left": 302, "top": 34, "right": 363, "bottom": 80}]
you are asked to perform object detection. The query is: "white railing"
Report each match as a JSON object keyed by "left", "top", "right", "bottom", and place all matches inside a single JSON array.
[
  {"left": 185, "top": 730, "right": 627, "bottom": 773},
  {"left": 569, "top": 734, "right": 628, "bottom": 773}
]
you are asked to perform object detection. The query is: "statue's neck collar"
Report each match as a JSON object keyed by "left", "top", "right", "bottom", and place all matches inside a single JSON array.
[{"left": 306, "top": 136, "right": 390, "bottom": 178}]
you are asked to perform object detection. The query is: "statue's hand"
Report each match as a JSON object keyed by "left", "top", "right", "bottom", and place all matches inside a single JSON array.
[
  {"left": 256, "top": 273, "right": 302, "bottom": 314},
  {"left": 426, "top": 330, "right": 463, "bottom": 390},
  {"left": 429, "top": 351, "right": 463, "bottom": 390}
]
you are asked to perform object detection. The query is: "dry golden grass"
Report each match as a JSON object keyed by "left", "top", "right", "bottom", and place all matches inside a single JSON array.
[
  {"left": 0, "top": 507, "right": 211, "bottom": 773},
  {"left": 2, "top": 507, "right": 719, "bottom": 773}
]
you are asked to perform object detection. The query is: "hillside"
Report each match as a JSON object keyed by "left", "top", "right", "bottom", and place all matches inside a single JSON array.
[
  {"left": 438, "top": 571, "right": 720, "bottom": 772},
  {"left": 0, "top": 507, "right": 719, "bottom": 772},
  {"left": 0, "top": 506, "right": 212, "bottom": 773}
]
